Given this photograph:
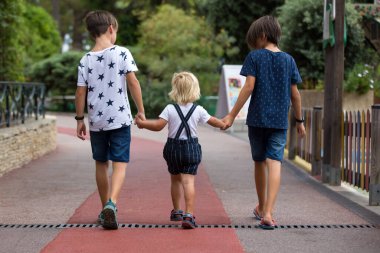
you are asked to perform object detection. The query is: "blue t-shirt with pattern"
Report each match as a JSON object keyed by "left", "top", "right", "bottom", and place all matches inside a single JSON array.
[{"left": 240, "top": 49, "right": 302, "bottom": 129}]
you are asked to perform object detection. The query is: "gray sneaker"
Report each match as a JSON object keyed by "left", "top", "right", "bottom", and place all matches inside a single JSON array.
[
  {"left": 97, "top": 211, "right": 104, "bottom": 225},
  {"left": 102, "top": 199, "right": 118, "bottom": 230}
]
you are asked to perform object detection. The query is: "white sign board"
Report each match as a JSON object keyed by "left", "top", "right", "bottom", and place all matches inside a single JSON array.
[{"left": 216, "top": 65, "right": 250, "bottom": 120}]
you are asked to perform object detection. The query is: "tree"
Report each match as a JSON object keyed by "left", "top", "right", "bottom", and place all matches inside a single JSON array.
[
  {"left": 132, "top": 4, "right": 238, "bottom": 116},
  {"left": 22, "top": 3, "right": 62, "bottom": 65},
  {"left": 0, "top": 0, "right": 25, "bottom": 81},
  {"left": 198, "top": 0, "right": 285, "bottom": 63},
  {"left": 278, "top": 0, "right": 370, "bottom": 88}
]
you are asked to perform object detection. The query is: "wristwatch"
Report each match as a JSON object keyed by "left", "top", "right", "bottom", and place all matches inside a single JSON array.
[
  {"left": 295, "top": 117, "right": 304, "bottom": 123},
  {"left": 75, "top": 115, "right": 85, "bottom": 121}
]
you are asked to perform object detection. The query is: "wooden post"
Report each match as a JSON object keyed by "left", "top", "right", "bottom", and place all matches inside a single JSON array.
[
  {"left": 311, "top": 106, "right": 323, "bottom": 176},
  {"left": 288, "top": 108, "right": 297, "bottom": 160},
  {"left": 369, "top": 104, "right": 380, "bottom": 206},
  {"left": 322, "top": 0, "right": 345, "bottom": 185}
]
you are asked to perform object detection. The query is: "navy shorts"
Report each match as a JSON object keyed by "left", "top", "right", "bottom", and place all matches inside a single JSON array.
[
  {"left": 248, "top": 127, "right": 287, "bottom": 162},
  {"left": 163, "top": 138, "right": 202, "bottom": 175},
  {"left": 90, "top": 126, "right": 131, "bottom": 163}
]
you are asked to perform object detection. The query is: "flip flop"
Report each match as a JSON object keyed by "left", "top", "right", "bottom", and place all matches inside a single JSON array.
[
  {"left": 259, "top": 218, "right": 277, "bottom": 230},
  {"left": 253, "top": 205, "right": 262, "bottom": 220}
]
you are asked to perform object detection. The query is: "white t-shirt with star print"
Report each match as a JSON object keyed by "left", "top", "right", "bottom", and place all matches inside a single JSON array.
[{"left": 77, "top": 45, "right": 138, "bottom": 132}]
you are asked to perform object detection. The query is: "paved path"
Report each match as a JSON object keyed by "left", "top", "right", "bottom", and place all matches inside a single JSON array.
[{"left": 0, "top": 114, "right": 379, "bottom": 253}]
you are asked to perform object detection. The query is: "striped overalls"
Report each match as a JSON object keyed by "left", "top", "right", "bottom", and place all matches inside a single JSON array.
[{"left": 163, "top": 104, "right": 202, "bottom": 175}]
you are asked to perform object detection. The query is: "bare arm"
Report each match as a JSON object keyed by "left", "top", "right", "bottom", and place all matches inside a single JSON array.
[
  {"left": 207, "top": 116, "right": 226, "bottom": 129},
  {"left": 126, "top": 72, "right": 145, "bottom": 118},
  {"left": 290, "top": 84, "right": 306, "bottom": 137},
  {"left": 222, "top": 76, "right": 255, "bottom": 129},
  {"left": 135, "top": 118, "right": 167, "bottom": 131},
  {"left": 75, "top": 86, "right": 87, "bottom": 140}
]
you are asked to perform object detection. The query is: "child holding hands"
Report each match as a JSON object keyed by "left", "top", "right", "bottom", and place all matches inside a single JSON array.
[
  {"left": 222, "top": 16, "right": 306, "bottom": 229},
  {"left": 135, "top": 72, "right": 225, "bottom": 229}
]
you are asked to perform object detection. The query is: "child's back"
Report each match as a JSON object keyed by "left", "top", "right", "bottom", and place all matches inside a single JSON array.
[
  {"left": 160, "top": 103, "right": 211, "bottom": 140},
  {"left": 78, "top": 45, "right": 137, "bottom": 131},
  {"left": 241, "top": 49, "right": 301, "bottom": 129}
]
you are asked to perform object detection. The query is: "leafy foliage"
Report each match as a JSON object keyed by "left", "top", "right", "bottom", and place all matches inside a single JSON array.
[
  {"left": 344, "top": 63, "right": 373, "bottom": 94},
  {"left": 22, "top": 3, "right": 62, "bottom": 65},
  {"left": 0, "top": 0, "right": 25, "bottom": 81},
  {"left": 278, "top": 0, "right": 370, "bottom": 88},
  {"left": 198, "top": 0, "right": 285, "bottom": 63},
  {"left": 128, "top": 5, "right": 237, "bottom": 116},
  {"left": 27, "top": 51, "right": 83, "bottom": 95}
]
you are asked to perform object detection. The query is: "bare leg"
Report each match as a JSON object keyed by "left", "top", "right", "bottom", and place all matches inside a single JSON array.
[
  {"left": 109, "top": 162, "right": 127, "bottom": 204},
  {"left": 181, "top": 174, "right": 195, "bottom": 214},
  {"left": 96, "top": 161, "right": 109, "bottom": 207},
  {"left": 254, "top": 161, "right": 266, "bottom": 215},
  {"left": 263, "top": 158, "right": 281, "bottom": 222},
  {"left": 171, "top": 174, "right": 182, "bottom": 210}
]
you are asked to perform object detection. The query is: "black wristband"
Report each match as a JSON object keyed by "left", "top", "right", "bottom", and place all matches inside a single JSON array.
[
  {"left": 295, "top": 117, "right": 304, "bottom": 123},
  {"left": 75, "top": 115, "right": 84, "bottom": 121}
]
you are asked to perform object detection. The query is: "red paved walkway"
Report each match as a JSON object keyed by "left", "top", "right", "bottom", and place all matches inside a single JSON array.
[{"left": 41, "top": 128, "right": 244, "bottom": 252}]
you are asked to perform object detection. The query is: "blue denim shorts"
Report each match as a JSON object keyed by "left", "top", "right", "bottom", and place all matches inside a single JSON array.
[
  {"left": 90, "top": 126, "right": 131, "bottom": 162},
  {"left": 248, "top": 127, "right": 287, "bottom": 162}
]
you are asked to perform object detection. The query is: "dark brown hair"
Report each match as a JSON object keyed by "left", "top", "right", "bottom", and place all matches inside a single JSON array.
[
  {"left": 84, "top": 10, "right": 118, "bottom": 39},
  {"left": 246, "top": 15, "right": 281, "bottom": 49}
]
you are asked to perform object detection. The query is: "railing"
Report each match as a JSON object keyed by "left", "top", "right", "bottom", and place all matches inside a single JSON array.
[
  {"left": 0, "top": 82, "right": 45, "bottom": 128},
  {"left": 286, "top": 105, "right": 380, "bottom": 205}
]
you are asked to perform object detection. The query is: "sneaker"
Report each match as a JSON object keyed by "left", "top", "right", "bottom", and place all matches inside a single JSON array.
[
  {"left": 170, "top": 209, "right": 183, "bottom": 221},
  {"left": 97, "top": 211, "right": 104, "bottom": 225},
  {"left": 102, "top": 199, "right": 118, "bottom": 230},
  {"left": 181, "top": 213, "right": 197, "bottom": 229}
]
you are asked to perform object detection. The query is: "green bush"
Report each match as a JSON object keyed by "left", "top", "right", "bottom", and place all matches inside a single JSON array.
[
  {"left": 130, "top": 4, "right": 234, "bottom": 116},
  {"left": 0, "top": 0, "right": 25, "bottom": 81},
  {"left": 278, "top": 0, "right": 368, "bottom": 88},
  {"left": 27, "top": 51, "right": 83, "bottom": 96},
  {"left": 344, "top": 64, "right": 373, "bottom": 95},
  {"left": 21, "top": 3, "right": 61, "bottom": 66}
]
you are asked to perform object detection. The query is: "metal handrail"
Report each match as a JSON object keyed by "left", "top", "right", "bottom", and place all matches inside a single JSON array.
[{"left": 0, "top": 82, "right": 45, "bottom": 128}]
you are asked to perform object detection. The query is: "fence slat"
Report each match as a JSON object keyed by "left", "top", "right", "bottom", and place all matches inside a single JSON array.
[
  {"left": 361, "top": 111, "right": 365, "bottom": 190},
  {"left": 365, "top": 109, "right": 371, "bottom": 192},
  {"left": 348, "top": 111, "right": 352, "bottom": 185}
]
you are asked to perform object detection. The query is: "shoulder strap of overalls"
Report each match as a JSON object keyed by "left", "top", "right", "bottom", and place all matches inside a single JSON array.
[{"left": 173, "top": 104, "right": 198, "bottom": 139}]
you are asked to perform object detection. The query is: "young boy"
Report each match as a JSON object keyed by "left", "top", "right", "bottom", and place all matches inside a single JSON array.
[
  {"left": 135, "top": 72, "right": 225, "bottom": 229},
  {"left": 222, "top": 16, "right": 306, "bottom": 229},
  {"left": 75, "top": 10, "right": 145, "bottom": 229}
]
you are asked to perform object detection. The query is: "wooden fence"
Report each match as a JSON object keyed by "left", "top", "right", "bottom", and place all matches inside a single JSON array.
[{"left": 287, "top": 105, "right": 380, "bottom": 205}]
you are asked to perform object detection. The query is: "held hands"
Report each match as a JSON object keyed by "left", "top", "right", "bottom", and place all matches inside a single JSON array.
[
  {"left": 134, "top": 112, "right": 145, "bottom": 129},
  {"left": 221, "top": 114, "right": 235, "bottom": 130}
]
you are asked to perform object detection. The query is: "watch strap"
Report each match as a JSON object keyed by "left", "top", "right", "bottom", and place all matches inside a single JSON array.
[{"left": 75, "top": 115, "right": 85, "bottom": 121}]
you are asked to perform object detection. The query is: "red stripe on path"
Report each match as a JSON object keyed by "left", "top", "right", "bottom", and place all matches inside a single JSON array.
[{"left": 42, "top": 135, "right": 244, "bottom": 252}]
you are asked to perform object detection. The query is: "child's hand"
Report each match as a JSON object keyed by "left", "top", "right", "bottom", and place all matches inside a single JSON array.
[
  {"left": 296, "top": 122, "right": 306, "bottom": 138},
  {"left": 135, "top": 116, "right": 144, "bottom": 129},
  {"left": 221, "top": 114, "right": 234, "bottom": 130}
]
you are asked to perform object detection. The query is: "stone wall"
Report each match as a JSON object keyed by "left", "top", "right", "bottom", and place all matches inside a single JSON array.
[{"left": 0, "top": 117, "right": 56, "bottom": 176}]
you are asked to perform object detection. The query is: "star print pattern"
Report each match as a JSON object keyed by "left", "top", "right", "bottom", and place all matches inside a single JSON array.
[
  {"left": 108, "top": 61, "right": 115, "bottom": 69},
  {"left": 240, "top": 49, "right": 302, "bottom": 129},
  {"left": 97, "top": 55, "right": 104, "bottom": 62},
  {"left": 106, "top": 99, "right": 114, "bottom": 106},
  {"left": 77, "top": 45, "right": 138, "bottom": 131}
]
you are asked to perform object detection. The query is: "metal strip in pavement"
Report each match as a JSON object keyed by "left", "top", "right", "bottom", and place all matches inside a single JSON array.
[{"left": 0, "top": 223, "right": 377, "bottom": 229}]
